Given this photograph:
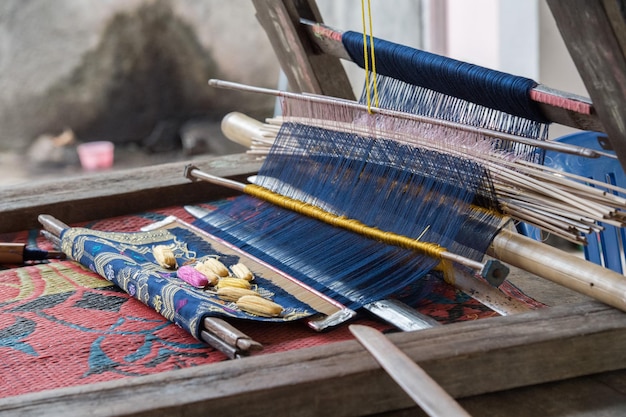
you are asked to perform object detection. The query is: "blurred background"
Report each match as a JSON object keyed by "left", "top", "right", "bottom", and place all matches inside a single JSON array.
[{"left": 0, "top": 0, "right": 586, "bottom": 185}]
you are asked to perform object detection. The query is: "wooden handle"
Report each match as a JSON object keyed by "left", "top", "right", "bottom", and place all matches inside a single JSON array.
[
  {"left": 490, "top": 229, "right": 626, "bottom": 311},
  {"left": 221, "top": 112, "right": 264, "bottom": 148},
  {"left": 38, "top": 214, "right": 69, "bottom": 238},
  {"left": 350, "top": 325, "right": 472, "bottom": 417},
  {"left": 0, "top": 243, "right": 25, "bottom": 264}
]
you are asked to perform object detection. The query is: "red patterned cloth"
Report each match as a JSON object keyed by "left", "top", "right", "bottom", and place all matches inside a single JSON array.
[{"left": 0, "top": 206, "right": 541, "bottom": 399}]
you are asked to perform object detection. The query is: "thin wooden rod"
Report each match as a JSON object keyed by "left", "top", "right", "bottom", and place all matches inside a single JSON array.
[
  {"left": 350, "top": 324, "right": 472, "bottom": 417},
  {"left": 209, "top": 79, "right": 612, "bottom": 160},
  {"left": 184, "top": 165, "right": 509, "bottom": 284}
]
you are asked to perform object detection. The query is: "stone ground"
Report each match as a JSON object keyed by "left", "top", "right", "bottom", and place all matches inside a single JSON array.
[
  {"left": 0, "top": 145, "right": 186, "bottom": 187},
  {"left": 0, "top": 120, "right": 246, "bottom": 187}
]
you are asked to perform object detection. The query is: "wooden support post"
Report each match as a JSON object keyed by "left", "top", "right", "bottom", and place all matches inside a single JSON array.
[
  {"left": 251, "top": 0, "right": 355, "bottom": 100},
  {"left": 0, "top": 154, "right": 262, "bottom": 234},
  {"left": 547, "top": 0, "right": 626, "bottom": 172}
]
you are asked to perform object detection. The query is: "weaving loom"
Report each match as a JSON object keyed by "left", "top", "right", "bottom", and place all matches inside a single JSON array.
[
  {"left": 3, "top": 1, "right": 626, "bottom": 415},
  {"left": 184, "top": 21, "right": 626, "bottom": 315}
]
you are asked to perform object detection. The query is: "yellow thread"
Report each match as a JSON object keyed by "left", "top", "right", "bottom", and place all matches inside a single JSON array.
[
  {"left": 366, "top": 0, "right": 379, "bottom": 108},
  {"left": 361, "top": 0, "right": 379, "bottom": 113},
  {"left": 360, "top": 0, "right": 371, "bottom": 111},
  {"left": 244, "top": 184, "right": 448, "bottom": 260}
]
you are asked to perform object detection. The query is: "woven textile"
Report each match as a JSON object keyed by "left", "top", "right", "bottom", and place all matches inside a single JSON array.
[
  {"left": 0, "top": 261, "right": 211, "bottom": 398},
  {"left": 0, "top": 205, "right": 541, "bottom": 398},
  {"left": 61, "top": 222, "right": 316, "bottom": 338}
]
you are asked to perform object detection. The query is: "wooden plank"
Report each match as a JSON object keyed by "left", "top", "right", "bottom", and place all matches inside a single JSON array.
[
  {"left": 391, "top": 370, "right": 626, "bottom": 417},
  {"left": 457, "top": 369, "right": 626, "bottom": 417},
  {"left": 0, "top": 154, "right": 262, "bottom": 234},
  {"left": 1, "top": 301, "right": 625, "bottom": 416},
  {"left": 547, "top": 0, "right": 626, "bottom": 172},
  {"left": 251, "top": 0, "right": 355, "bottom": 100}
]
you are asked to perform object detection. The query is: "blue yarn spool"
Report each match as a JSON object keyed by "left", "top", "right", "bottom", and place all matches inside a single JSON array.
[{"left": 342, "top": 31, "right": 549, "bottom": 123}]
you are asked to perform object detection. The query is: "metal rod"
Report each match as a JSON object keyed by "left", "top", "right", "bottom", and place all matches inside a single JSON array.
[
  {"left": 184, "top": 165, "right": 509, "bottom": 283},
  {"left": 208, "top": 79, "right": 612, "bottom": 160},
  {"left": 363, "top": 300, "right": 442, "bottom": 331}
]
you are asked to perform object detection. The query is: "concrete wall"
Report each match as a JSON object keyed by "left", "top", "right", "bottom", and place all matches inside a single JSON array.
[
  {"left": 0, "top": 0, "right": 279, "bottom": 151},
  {"left": 538, "top": 0, "right": 589, "bottom": 139},
  {"left": 3, "top": 1, "right": 580, "bottom": 152},
  {"left": 0, "top": 0, "right": 425, "bottom": 152},
  {"left": 317, "top": 0, "right": 423, "bottom": 95}
]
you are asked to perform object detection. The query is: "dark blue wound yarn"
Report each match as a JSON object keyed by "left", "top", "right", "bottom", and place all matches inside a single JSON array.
[{"left": 342, "top": 31, "right": 549, "bottom": 123}]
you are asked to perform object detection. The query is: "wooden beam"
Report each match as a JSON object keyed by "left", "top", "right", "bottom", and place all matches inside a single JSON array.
[
  {"left": 459, "top": 369, "right": 626, "bottom": 417},
  {"left": 547, "top": 0, "right": 626, "bottom": 172},
  {"left": 251, "top": 0, "right": 355, "bottom": 100},
  {"left": 300, "top": 20, "right": 604, "bottom": 132},
  {"left": 0, "top": 154, "right": 262, "bottom": 234},
  {"left": 1, "top": 301, "right": 625, "bottom": 416}
]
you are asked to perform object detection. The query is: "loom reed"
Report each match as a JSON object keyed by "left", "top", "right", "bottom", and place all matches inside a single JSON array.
[{"left": 211, "top": 79, "right": 624, "bottom": 245}]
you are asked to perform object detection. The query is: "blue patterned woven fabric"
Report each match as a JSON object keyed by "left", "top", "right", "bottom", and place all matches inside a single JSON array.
[{"left": 61, "top": 225, "right": 316, "bottom": 340}]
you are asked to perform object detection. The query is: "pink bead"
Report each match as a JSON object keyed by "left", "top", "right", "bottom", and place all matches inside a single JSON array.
[{"left": 176, "top": 265, "right": 209, "bottom": 288}]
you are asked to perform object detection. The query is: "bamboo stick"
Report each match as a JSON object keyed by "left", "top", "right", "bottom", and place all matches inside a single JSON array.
[
  {"left": 222, "top": 111, "right": 626, "bottom": 242},
  {"left": 489, "top": 230, "right": 626, "bottom": 312}
]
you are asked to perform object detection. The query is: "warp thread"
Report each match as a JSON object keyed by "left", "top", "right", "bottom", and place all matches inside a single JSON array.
[{"left": 342, "top": 30, "right": 549, "bottom": 123}]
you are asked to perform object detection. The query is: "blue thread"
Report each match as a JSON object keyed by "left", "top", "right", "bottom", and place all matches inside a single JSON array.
[
  {"left": 342, "top": 31, "right": 549, "bottom": 123},
  {"left": 195, "top": 123, "right": 503, "bottom": 309}
]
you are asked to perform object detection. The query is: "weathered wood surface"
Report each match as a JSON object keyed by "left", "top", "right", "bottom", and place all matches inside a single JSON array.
[
  {"left": 251, "top": 0, "right": 355, "bottom": 100},
  {"left": 380, "top": 370, "right": 626, "bottom": 417},
  {"left": 1, "top": 146, "right": 624, "bottom": 416},
  {"left": 547, "top": 0, "right": 626, "bottom": 172},
  {"left": 0, "top": 154, "right": 262, "bottom": 234},
  {"left": 0, "top": 301, "right": 624, "bottom": 416},
  {"left": 1, "top": 0, "right": 625, "bottom": 413}
]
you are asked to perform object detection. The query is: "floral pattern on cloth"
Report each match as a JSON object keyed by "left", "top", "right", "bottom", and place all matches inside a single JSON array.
[
  {"left": 61, "top": 225, "right": 316, "bottom": 340},
  {"left": 0, "top": 262, "right": 214, "bottom": 398}
]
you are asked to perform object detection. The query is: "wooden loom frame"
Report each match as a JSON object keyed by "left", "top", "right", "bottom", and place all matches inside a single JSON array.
[{"left": 2, "top": 0, "right": 626, "bottom": 415}]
